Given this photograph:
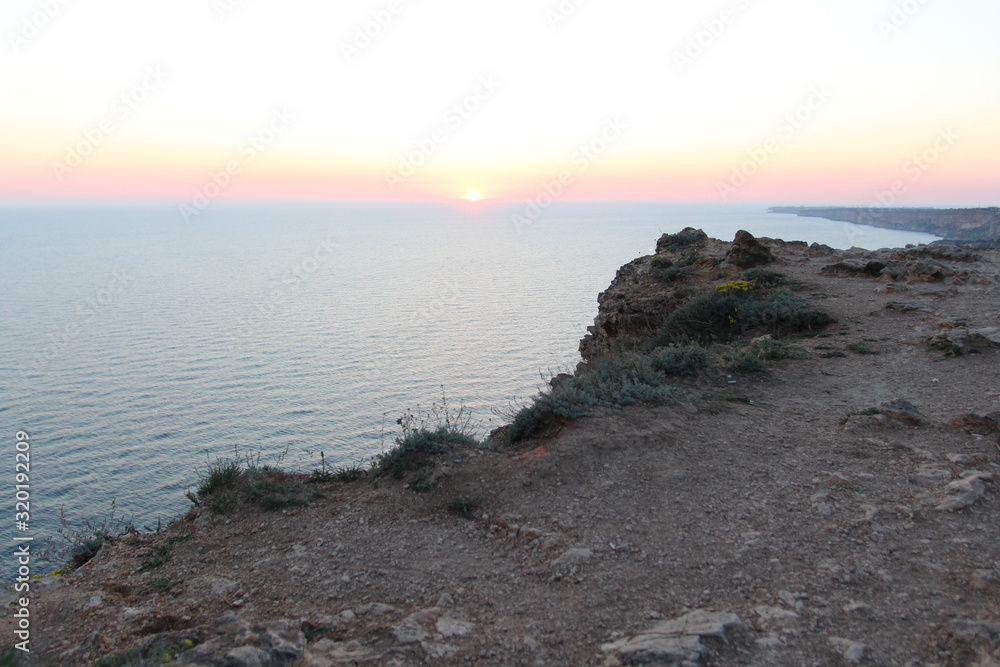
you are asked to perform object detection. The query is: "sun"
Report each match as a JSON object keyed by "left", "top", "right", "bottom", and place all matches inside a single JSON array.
[{"left": 465, "top": 190, "right": 480, "bottom": 201}]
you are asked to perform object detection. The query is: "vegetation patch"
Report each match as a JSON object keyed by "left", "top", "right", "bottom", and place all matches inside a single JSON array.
[
  {"left": 652, "top": 345, "right": 709, "bottom": 376},
  {"left": 94, "top": 639, "right": 195, "bottom": 667},
  {"left": 656, "top": 228, "right": 708, "bottom": 252},
  {"left": 508, "top": 356, "right": 686, "bottom": 442},
  {"left": 659, "top": 281, "right": 835, "bottom": 345},
  {"left": 447, "top": 496, "right": 483, "bottom": 520},
  {"left": 195, "top": 453, "right": 317, "bottom": 514},
  {"left": 742, "top": 268, "right": 791, "bottom": 287},
  {"left": 847, "top": 342, "right": 880, "bottom": 355},
  {"left": 726, "top": 350, "right": 767, "bottom": 374}
]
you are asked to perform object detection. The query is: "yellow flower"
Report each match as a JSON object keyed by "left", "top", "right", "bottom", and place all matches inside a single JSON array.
[{"left": 716, "top": 280, "right": 753, "bottom": 294}]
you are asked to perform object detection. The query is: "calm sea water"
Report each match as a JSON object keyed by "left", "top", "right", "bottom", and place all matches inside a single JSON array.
[{"left": 0, "top": 201, "right": 937, "bottom": 566}]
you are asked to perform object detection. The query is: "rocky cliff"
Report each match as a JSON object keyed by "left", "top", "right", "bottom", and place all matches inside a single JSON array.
[
  {"left": 770, "top": 206, "right": 1000, "bottom": 244},
  {"left": 12, "top": 232, "right": 1000, "bottom": 667}
]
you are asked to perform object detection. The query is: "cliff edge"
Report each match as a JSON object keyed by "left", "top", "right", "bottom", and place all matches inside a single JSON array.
[{"left": 10, "top": 232, "right": 1000, "bottom": 667}]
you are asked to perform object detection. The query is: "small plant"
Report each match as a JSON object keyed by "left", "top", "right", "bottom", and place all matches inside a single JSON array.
[
  {"left": 847, "top": 342, "right": 879, "bottom": 355},
  {"left": 95, "top": 639, "right": 195, "bottom": 667},
  {"left": 756, "top": 339, "right": 789, "bottom": 360},
  {"left": 137, "top": 545, "right": 172, "bottom": 572},
  {"left": 196, "top": 459, "right": 242, "bottom": 500},
  {"left": 653, "top": 266, "right": 687, "bottom": 283},
  {"left": 303, "top": 625, "right": 333, "bottom": 643},
  {"left": 70, "top": 530, "right": 107, "bottom": 568},
  {"left": 508, "top": 356, "right": 686, "bottom": 442},
  {"left": 929, "top": 339, "right": 964, "bottom": 356},
  {"left": 727, "top": 351, "right": 767, "bottom": 374},
  {"left": 652, "top": 346, "right": 709, "bottom": 376},
  {"left": 376, "top": 427, "right": 477, "bottom": 479},
  {"left": 743, "top": 268, "right": 790, "bottom": 287},
  {"left": 716, "top": 280, "right": 754, "bottom": 295},
  {"left": 332, "top": 464, "right": 367, "bottom": 482},
  {"left": 447, "top": 496, "right": 482, "bottom": 520},
  {"left": 820, "top": 350, "right": 847, "bottom": 358}
]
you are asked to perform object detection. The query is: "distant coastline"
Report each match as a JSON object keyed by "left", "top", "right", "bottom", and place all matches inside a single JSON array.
[{"left": 770, "top": 206, "right": 1000, "bottom": 246}]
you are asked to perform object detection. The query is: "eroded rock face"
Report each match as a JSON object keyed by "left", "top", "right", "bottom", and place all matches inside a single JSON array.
[
  {"left": 725, "top": 230, "right": 775, "bottom": 269},
  {"left": 579, "top": 230, "right": 726, "bottom": 363}
]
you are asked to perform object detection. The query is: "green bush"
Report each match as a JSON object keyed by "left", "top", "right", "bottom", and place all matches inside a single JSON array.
[
  {"left": 742, "top": 268, "right": 789, "bottom": 287},
  {"left": 376, "top": 427, "right": 478, "bottom": 479},
  {"left": 652, "top": 266, "right": 686, "bottom": 283},
  {"left": 659, "top": 286, "right": 834, "bottom": 345},
  {"left": 657, "top": 228, "right": 707, "bottom": 252},
  {"left": 652, "top": 346, "right": 709, "bottom": 376},
  {"left": 727, "top": 351, "right": 767, "bottom": 374},
  {"left": 447, "top": 496, "right": 482, "bottom": 520},
  {"left": 196, "top": 460, "right": 242, "bottom": 500},
  {"left": 69, "top": 530, "right": 107, "bottom": 568},
  {"left": 509, "top": 356, "right": 685, "bottom": 442}
]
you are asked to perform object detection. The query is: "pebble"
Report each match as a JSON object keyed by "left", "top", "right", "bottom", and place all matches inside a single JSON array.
[{"left": 829, "top": 637, "right": 868, "bottom": 663}]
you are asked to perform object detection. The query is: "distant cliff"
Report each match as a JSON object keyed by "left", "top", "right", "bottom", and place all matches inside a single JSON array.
[{"left": 770, "top": 206, "right": 1000, "bottom": 245}]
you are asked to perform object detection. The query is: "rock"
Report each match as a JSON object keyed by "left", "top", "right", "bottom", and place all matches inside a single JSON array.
[
  {"left": 225, "top": 646, "right": 269, "bottom": 667},
  {"left": 421, "top": 641, "right": 459, "bottom": 659},
  {"left": 357, "top": 602, "right": 395, "bottom": 616},
  {"left": 436, "top": 616, "right": 475, "bottom": 637},
  {"left": 391, "top": 618, "right": 427, "bottom": 644},
  {"left": 947, "top": 619, "right": 1000, "bottom": 646},
  {"left": 755, "top": 605, "right": 799, "bottom": 624},
  {"left": 878, "top": 399, "right": 927, "bottom": 425},
  {"left": 725, "top": 230, "right": 774, "bottom": 268},
  {"left": 843, "top": 600, "right": 879, "bottom": 617},
  {"left": 829, "top": 637, "right": 868, "bottom": 663},
  {"left": 970, "top": 569, "right": 1000, "bottom": 590},
  {"left": 916, "top": 465, "right": 951, "bottom": 482},
  {"left": 551, "top": 548, "right": 593, "bottom": 567},
  {"left": 950, "top": 413, "right": 1000, "bottom": 433},
  {"left": 826, "top": 473, "right": 853, "bottom": 488},
  {"left": 821, "top": 259, "right": 887, "bottom": 277},
  {"left": 755, "top": 634, "right": 782, "bottom": 649},
  {"left": 657, "top": 227, "right": 707, "bottom": 253},
  {"left": 601, "top": 609, "right": 742, "bottom": 665},
  {"left": 549, "top": 373, "right": 573, "bottom": 390},
  {"left": 84, "top": 593, "right": 103, "bottom": 609},
  {"left": 935, "top": 475, "right": 987, "bottom": 511},
  {"left": 885, "top": 301, "right": 932, "bottom": 312},
  {"left": 210, "top": 577, "right": 238, "bottom": 597}
]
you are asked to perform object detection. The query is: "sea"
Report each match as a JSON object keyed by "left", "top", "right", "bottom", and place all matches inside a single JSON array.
[{"left": 0, "top": 201, "right": 939, "bottom": 570}]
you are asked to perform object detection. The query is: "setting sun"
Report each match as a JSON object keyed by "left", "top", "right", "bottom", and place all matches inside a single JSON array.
[{"left": 466, "top": 191, "right": 481, "bottom": 201}]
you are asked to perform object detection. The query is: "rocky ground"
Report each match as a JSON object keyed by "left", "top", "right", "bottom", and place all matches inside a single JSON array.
[{"left": 7, "top": 232, "right": 1000, "bottom": 666}]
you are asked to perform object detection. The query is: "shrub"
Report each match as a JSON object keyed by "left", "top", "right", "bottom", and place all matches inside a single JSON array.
[
  {"left": 727, "top": 351, "right": 767, "bottom": 374},
  {"left": 196, "top": 460, "right": 242, "bottom": 500},
  {"left": 653, "top": 266, "right": 686, "bottom": 283},
  {"left": 652, "top": 346, "right": 709, "bottom": 376},
  {"left": 743, "top": 268, "right": 789, "bottom": 287},
  {"left": 242, "top": 477, "right": 316, "bottom": 510},
  {"left": 447, "top": 496, "right": 482, "bottom": 520},
  {"left": 509, "top": 356, "right": 685, "bottom": 442},
  {"left": 756, "top": 339, "right": 788, "bottom": 360},
  {"left": 376, "top": 427, "right": 478, "bottom": 479},
  {"left": 70, "top": 530, "right": 107, "bottom": 568},
  {"left": 657, "top": 228, "right": 708, "bottom": 252},
  {"left": 847, "top": 342, "right": 879, "bottom": 355},
  {"left": 659, "top": 286, "right": 834, "bottom": 345}
]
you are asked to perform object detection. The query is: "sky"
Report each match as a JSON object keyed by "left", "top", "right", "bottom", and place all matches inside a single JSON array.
[{"left": 1, "top": 0, "right": 998, "bottom": 206}]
